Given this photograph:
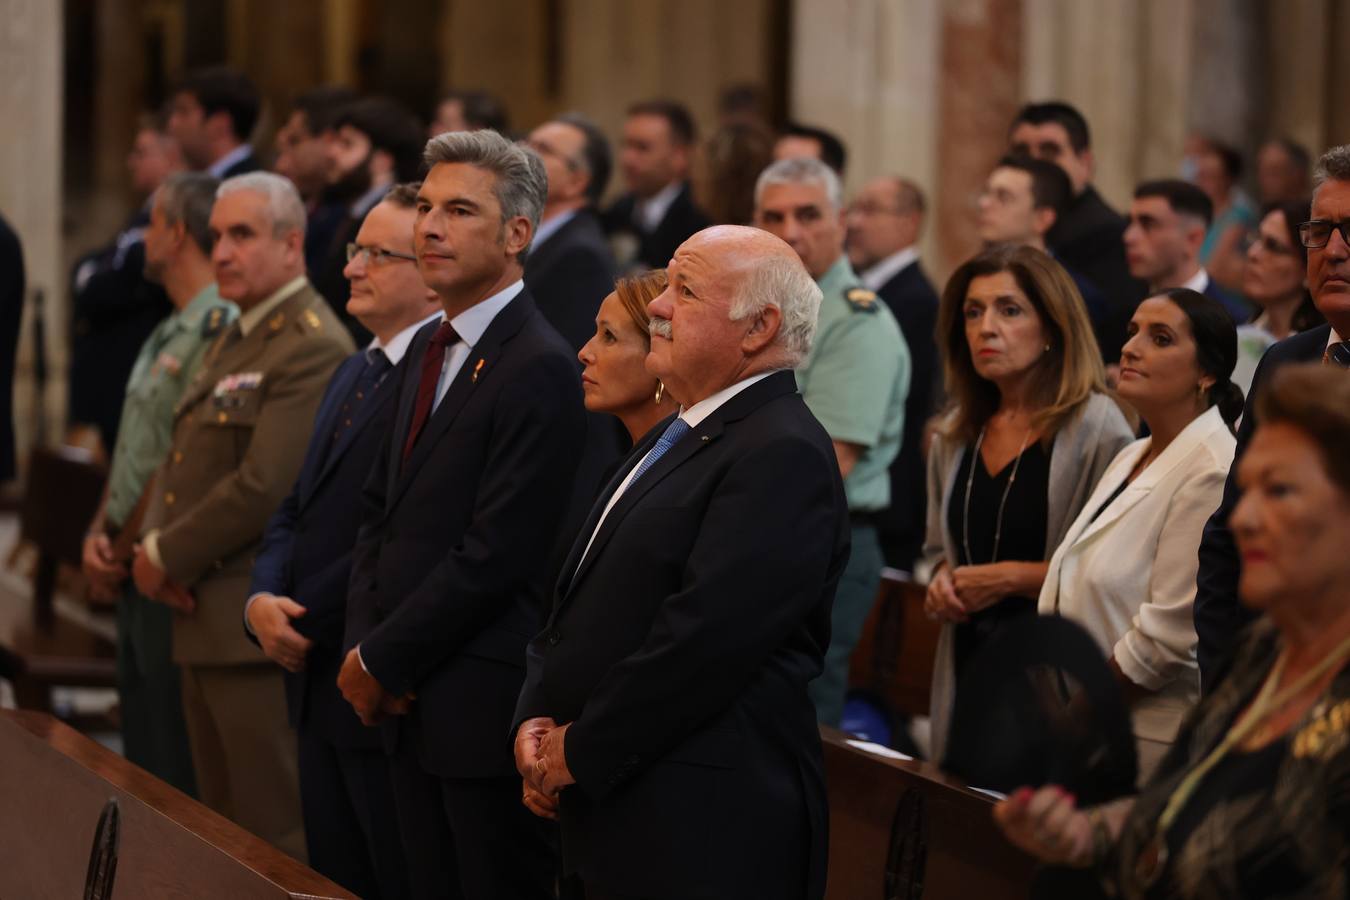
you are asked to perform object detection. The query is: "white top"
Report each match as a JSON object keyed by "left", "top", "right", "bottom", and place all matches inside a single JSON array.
[
  {"left": 1038, "top": 405, "right": 1235, "bottom": 744},
  {"left": 369, "top": 311, "right": 443, "bottom": 367},
  {"left": 635, "top": 181, "right": 683, "bottom": 234},
  {"left": 859, "top": 246, "right": 920, "bottom": 292},
  {"left": 575, "top": 370, "right": 777, "bottom": 574},
  {"left": 430, "top": 280, "right": 525, "bottom": 411}
]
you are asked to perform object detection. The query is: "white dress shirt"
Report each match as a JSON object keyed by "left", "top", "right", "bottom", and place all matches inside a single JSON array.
[
  {"left": 1181, "top": 268, "right": 1211, "bottom": 294},
  {"left": 207, "top": 144, "right": 253, "bottom": 179},
  {"left": 859, "top": 246, "right": 920, "bottom": 292},
  {"left": 430, "top": 280, "right": 525, "bottom": 412},
  {"left": 635, "top": 181, "right": 683, "bottom": 234},
  {"left": 533, "top": 208, "right": 578, "bottom": 250},
  {"left": 371, "top": 311, "right": 443, "bottom": 367}
]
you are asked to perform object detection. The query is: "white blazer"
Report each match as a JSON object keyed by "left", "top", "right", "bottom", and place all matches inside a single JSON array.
[{"left": 1038, "top": 405, "right": 1235, "bottom": 745}]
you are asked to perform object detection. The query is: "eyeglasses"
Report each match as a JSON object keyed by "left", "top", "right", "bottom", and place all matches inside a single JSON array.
[
  {"left": 1297, "top": 219, "right": 1350, "bottom": 249},
  {"left": 346, "top": 243, "right": 418, "bottom": 265}
]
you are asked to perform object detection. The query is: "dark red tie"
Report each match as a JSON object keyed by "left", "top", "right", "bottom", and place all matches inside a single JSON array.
[{"left": 402, "top": 321, "right": 460, "bottom": 463}]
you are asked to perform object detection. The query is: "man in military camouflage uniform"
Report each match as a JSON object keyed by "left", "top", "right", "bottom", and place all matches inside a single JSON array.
[
  {"left": 755, "top": 157, "right": 912, "bottom": 726},
  {"left": 82, "top": 173, "right": 236, "bottom": 795},
  {"left": 133, "top": 172, "right": 352, "bottom": 858}
]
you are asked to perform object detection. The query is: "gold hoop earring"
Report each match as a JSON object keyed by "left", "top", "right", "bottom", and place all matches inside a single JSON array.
[{"left": 654, "top": 381, "right": 665, "bottom": 404}]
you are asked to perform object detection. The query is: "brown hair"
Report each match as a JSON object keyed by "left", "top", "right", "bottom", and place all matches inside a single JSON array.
[
  {"left": 937, "top": 243, "right": 1106, "bottom": 444},
  {"left": 613, "top": 270, "right": 669, "bottom": 345},
  {"left": 1254, "top": 364, "right": 1350, "bottom": 494}
]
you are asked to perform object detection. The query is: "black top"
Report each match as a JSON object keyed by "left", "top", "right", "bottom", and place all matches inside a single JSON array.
[{"left": 947, "top": 438, "right": 1052, "bottom": 679}]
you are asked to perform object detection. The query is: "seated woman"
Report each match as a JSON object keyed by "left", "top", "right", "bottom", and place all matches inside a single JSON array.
[
  {"left": 578, "top": 270, "right": 680, "bottom": 444},
  {"left": 996, "top": 364, "right": 1350, "bottom": 898},
  {"left": 923, "top": 243, "right": 1134, "bottom": 760},
  {"left": 1039, "top": 288, "right": 1241, "bottom": 782}
]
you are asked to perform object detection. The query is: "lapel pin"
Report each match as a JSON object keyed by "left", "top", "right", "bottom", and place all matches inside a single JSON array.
[{"left": 471, "top": 358, "right": 485, "bottom": 384}]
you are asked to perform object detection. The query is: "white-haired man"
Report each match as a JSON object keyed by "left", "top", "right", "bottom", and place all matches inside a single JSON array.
[
  {"left": 514, "top": 225, "right": 850, "bottom": 900},
  {"left": 133, "top": 171, "right": 354, "bottom": 858},
  {"left": 754, "top": 156, "right": 911, "bottom": 727}
]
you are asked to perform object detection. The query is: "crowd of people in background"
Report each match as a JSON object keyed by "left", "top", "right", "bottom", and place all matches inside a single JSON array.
[{"left": 39, "top": 62, "right": 1349, "bottom": 899}]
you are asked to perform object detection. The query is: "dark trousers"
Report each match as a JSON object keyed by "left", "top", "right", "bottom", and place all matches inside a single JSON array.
[
  {"left": 389, "top": 734, "right": 557, "bottom": 900},
  {"left": 116, "top": 583, "right": 197, "bottom": 796},
  {"left": 298, "top": 724, "right": 409, "bottom": 899}
]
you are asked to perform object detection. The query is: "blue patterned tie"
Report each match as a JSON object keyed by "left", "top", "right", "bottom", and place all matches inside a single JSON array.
[{"left": 628, "top": 417, "right": 691, "bottom": 484}]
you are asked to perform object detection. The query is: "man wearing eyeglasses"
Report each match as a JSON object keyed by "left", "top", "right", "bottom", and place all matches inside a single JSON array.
[
  {"left": 244, "top": 183, "right": 438, "bottom": 898},
  {"left": 1196, "top": 144, "right": 1350, "bottom": 691}
]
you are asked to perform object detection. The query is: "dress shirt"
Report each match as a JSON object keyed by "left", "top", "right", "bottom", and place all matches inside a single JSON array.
[
  {"left": 349, "top": 182, "right": 391, "bottom": 219},
  {"left": 859, "top": 246, "right": 921, "bottom": 292},
  {"left": 1181, "top": 268, "right": 1210, "bottom": 294},
  {"left": 532, "top": 208, "right": 579, "bottom": 250},
  {"left": 371, "top": 311, "right": 443, "bottom": 367},
  {"left": 1329, "top": 327, "right": 1345, "bottom": 350},
  {"left": 206, "top": 144, "right": 253, "bottom": 179},
  {"left": 635, "top": 181, "right": 683, "bottom": 234},
  {"left": 429, "top": 279, "right": 525, "bottom": 412},
  {"left": 575, "top": 370, "right": 778, "bottom": 574}
]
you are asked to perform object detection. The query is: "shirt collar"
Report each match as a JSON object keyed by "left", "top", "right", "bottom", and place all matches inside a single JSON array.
[
  {"left": 174, "top": 282, "right": 227, "bottom": 329},
  {"left": 1330, "top": 327, "right": 1344, "bottom": 348},
  {"left": 533, "top": 208, "right": 579, "bottom": 249},
  {"left": 350, "top": 182, "right": 390, "bottom": 218},
  {"left": 1181, "top": 268, "right": 1209, "bottom": 294},
  {"left": 636, "top": 181, "right": 684, "bottom": 233},
  {"left": 679, "top": 371, "right": 778, "bottom": 428},
  {"left": 859, "top": 246, "right": 920, "bottom": 291},
  {"left": 207, "top": 144, "right": 252, "bottom": 179},
  {"left": 444, "top": 279, "right": 526, "bottom": 348},
  {"left": 369, "top": 310, "right": 443, "bottom": 366},
  {"left": 236, "top": 275, "right": 308, "bottom": 337}
]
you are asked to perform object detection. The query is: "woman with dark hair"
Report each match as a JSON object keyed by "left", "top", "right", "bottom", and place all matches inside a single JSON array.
[
  {"left": 1039, "top": 288, "right": 1240, "bottom": 781},
  {"left": 1234, "top": 198, "right": 1324, "bottom": 395},
  {"left": 922, "top": 244, "right": 1134, "bottom": 759},
  {"left": 998, "top": 363, "right": 1350, "bottom": 899}
]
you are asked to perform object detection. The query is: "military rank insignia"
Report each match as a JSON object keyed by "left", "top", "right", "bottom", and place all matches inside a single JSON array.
[
  {"left": 845, "top": 287, "right": 879, "bottom": 313},
  {"left": 303, "top": 309, "right": 322, "bottom": 331},
  {"left": 269, "top": 312, "right": 286, "bottom": 332},
  {"left": 202, "top": 306, "right": 228, "bottom": 338}
]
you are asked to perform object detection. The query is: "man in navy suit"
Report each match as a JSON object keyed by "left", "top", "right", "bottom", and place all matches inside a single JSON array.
[
  {"left": 246, "top": 183, "right": 439, "bottom": 898},
  {"left": 167, "top": 67, "right": 262, "bottom": 179},
  {"left": 339, "top": 131, "right": 585, "bottom": 899},
  {"left": 1195, "top": 145, "right": 1350, "bottom": 689},
  {"left": 1124, "top": 179, "right": 1251, "bottom": 324},
  {"left": 516, "top": 226, "right": 850, "bottom": 900}
]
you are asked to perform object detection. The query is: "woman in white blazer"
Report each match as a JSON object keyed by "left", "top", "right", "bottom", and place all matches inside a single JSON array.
[{"left": 1040, "top": 287, "right": 1242, "bottom": 781}]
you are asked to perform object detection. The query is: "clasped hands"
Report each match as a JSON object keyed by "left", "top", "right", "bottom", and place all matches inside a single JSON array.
[
  {"left": 131, "top": 544, "right": 196, "bottom": 613},
  {"left": 337, "top": 647, "right": 413, "bottom": 726},
  {"left": 924, "top": 560, "right": 1028, "bottom": 623},
  {"left": 514, "top": 718, "right": 575, "bottom": 820}
]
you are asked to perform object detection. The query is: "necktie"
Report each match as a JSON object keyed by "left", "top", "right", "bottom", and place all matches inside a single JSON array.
[
  {"left": 331, "top": 349, "right": 391, "bottom": 445},
  {"left": 402, "top": 321, "right": 460, "bottom": 463},
  {"left": 627, "top": 417, "right": 691, "bottom": 485},
  {"left": 1324, "top": 340, "right": 1350, "bottom": 368}
]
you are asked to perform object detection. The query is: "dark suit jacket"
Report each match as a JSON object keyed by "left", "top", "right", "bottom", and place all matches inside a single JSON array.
[
  {"left": 1195, "top": 324, "right": 1332, "bottom": 689},
  {"left": 310, "top": 212, "right": 374, "bottom": 346},
  {"left": 0, "top": 213, "right": 21, "bottom": 480},
  {"left": 250, "top": 349, "right": 402, "bottom": 748},
  {"left": 874, "top": 260, "right": 940, "bottom": 569},
  {"left": 1202, "top": 274, "right": 1254, "bottom": 325},
  {"left": 346, "top": 289, "right": 586, "bottom": 778},
  {"left": 524, "top": 208, "right": 616, "bottom": 353},
  {"left": 1048, "top": 186, "right": 1147, "bottom": 362},
  {"left": 219, "top": 149, "right": 261, "bottom": 179},
  {"left": 515, "top": 370, "right": 849, "bottom": 900},
  {"left": 600, "top": 182, "right": 711, "bottom": 271}
]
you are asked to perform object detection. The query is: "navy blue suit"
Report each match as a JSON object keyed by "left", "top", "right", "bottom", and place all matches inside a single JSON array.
[
  {"left": 346, "top": 289, "right": 585, "bottom": 899},
  {"left": 250, "top": 348, "right": 408, "bottom": 899},
  {"left": 1195, "top": 324, "right": 1333, "bottom": 690}
]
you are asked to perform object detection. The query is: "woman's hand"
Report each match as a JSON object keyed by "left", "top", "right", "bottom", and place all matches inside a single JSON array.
[
  {"left": 993, "top": 786, "right": 1095, "bottom": 867},
  {"left": 951, "top": 561, "right": 1046, "bottom": 614},
  {"left": 924, "top": 562, "right": 967, "bottom": 622}
]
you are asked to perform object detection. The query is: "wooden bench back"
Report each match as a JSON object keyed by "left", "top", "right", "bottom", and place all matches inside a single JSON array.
[{"left": 848, "top": 573, "right": 941, "bottom": 718}]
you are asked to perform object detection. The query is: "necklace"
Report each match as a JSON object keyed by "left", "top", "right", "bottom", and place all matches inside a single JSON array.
[
  {"left": 1132, "top": 630, "right": 1350, "bottom": 888},
  {"left": 961, "top": 422, "right": 1033, "bottom": 566}
]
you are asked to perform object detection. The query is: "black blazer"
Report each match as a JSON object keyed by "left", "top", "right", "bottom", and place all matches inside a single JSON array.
[
  {"left": 1195, "top": 323, "right": 1332, "bottom": 689},
  {"left": 600, "top": 182, "right": 711, "bottom": 271},
  {"left": 250, "top": 349, "right": 402, "bottom": 747},
  {"left": 523, "top": 208, "right": 617, "bottom": 353},
  {"left": 346, "top": 288, "right": 586, "bottom": 778},
  {"left": 874, "top": 260, "right": 940, "bottom": 569},
  {"left": 515, "top": 370, "right": 849, "bottom": 900}
]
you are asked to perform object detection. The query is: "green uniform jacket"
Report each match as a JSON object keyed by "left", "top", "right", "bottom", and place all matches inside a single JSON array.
[{"left": 144, "top": 282, "right": 354, "bottom": 665}]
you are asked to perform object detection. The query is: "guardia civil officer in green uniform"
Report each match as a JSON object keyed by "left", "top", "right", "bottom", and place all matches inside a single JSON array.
[
  {"left": 755, "top": 157, "right": 911, "bottom": 726},
  {"left": 82, "top": 173, "right": 237, "bottom": 795},
  {"left": 131, "top": 172, "right": 353, "bottom": 859}
]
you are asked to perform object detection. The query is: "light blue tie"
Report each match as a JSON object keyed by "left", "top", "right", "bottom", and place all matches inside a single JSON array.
[{"left": 628, "top": 417, "right": 691, "bottom": 484}]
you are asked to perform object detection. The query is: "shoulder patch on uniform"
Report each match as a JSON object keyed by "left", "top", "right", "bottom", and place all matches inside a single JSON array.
[
  {"left": 844, "top": 287, "right": 879, "bottom": 313},
  {"left": 201, "top": 305, "right": 229, "bottom": 338},
  {"left": 268, "top": 311, "right": 286, "bottom": 333},
  {"left": 303, "top": 309, "right": 322, "bottom": 331}
]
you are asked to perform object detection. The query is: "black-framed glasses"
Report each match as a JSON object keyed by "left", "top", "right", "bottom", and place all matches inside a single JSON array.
[
  {"left": 346, "top": 242, "right": 418, "bottom": 265},
  {"left": 1297, "top": 219, "right": 1350, "bottom": 249}
]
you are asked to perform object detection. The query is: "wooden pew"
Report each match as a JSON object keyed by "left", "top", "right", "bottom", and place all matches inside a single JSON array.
[
  {"left": 848, "top": 573, "right": 940, "bottom": 718},
  {"left": 822, "top": 726, "right": 1035, "bottom": 900},
  {"left": 0, "top": 709, "right": 354, "bottom": 899}
]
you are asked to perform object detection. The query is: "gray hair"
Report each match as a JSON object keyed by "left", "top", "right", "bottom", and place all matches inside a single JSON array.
[
  {"left": 217, "top": 172, "right": 306, "bottom": 238},
  {"left": 754, "top": 156, "right": 843, "bottom": 214},
  {"left": 1314, "top": 144, "right": 1350, "bottom": 189},
  {"left": 156, "top": 172, "right": 220, "bottom": 256},
  {"left": 729, "top": 253, "right": 822, "bottom": 365},
  {"left": 423, "top": 129, "right": 547, "bottom": 257}
]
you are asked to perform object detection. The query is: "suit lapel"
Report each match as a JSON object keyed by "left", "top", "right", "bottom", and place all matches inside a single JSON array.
[
  {"left": 297, "top": 355, "right": 361, "bottom": 507},
  {"left": 308, "top": 358, "right": 400, "bottom": 503}
]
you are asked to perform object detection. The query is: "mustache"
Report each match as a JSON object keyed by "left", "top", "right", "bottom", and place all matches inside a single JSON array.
[{"left": 648, "top": 317, "right": 672, "bottom": 339}]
